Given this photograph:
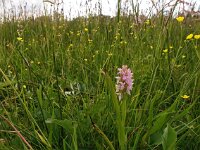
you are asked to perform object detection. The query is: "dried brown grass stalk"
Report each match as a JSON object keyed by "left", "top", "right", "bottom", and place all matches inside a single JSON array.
[{"left": 0, "top": 115, "right": 33, "bottom": 150}]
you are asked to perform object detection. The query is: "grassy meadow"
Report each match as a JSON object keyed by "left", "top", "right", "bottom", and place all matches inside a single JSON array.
[{"left": 0, "top": 1, "right": 200, "bottom": 150}]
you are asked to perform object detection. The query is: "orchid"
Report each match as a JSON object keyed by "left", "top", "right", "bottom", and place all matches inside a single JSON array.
[{"left": 116, "top": 65, "right": 133, "bottom": 101}]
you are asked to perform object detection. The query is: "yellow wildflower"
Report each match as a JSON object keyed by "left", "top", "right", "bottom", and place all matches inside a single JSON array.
[
  {"left": 145, "top": 19, "right": 150, "bottom": 25},
  {"left": 17, "top": 37, "right": 22, "bottom": 40},
  {"left": 194, "top": 34, "right": 200, "bottom": 40},
  {"left": 186, "top": 34, "right": 193, "bottom": 40},
  {"left": 181, "top": 95, "right": 190, "bottom": 99},
  {"left": 182, "top": 55, "right": 186, "bottom": 59},
  {"left": 176, "top": 16, "right": 184, "bottom": 22},
  {"left": 70, "top": 31, "right": 74, "bottom": 35},
  {"left": 163, "top": 49, "right": 168, "bottom": 53},
  {"left": 84, "top": 28, "right": 88, "bottom": 32},
  {"left": 69, "top": 44, "right": 73, "bottom": 47},
  {"left": 17, "top": 37, "right": 23, "bottom": 42},
  {"left": 88, "top": 39, "right": 93, "bottom": 44}
]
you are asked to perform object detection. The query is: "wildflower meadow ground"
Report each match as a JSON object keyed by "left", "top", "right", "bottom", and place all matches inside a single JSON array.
[{"left": 0, "top": 0, "right": 200, "bottom": 150}]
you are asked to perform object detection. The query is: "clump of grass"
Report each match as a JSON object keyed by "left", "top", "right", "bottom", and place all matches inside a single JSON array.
[{"left": 0, "top": 0, "right": 200, "bottom": 149}]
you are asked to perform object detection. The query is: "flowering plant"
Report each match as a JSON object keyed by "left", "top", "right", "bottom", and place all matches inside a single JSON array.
[
  {"left": 116, "top": 65, "right": 133, "bottom": 101},
  {"left": 176, "top": 16, "right": 184, "bottom": 22}
]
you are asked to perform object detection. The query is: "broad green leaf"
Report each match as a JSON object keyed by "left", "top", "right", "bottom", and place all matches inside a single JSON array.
[
  {"left": 150, "top": 100, "right": 177, "bottom": 135},
  {"left": 143, "top": 92, "right": 162, "bottom": 143},
  {"left": 36, "top": 85, "right": 43, "bottom": 106},
  {"left": 150, "top": 112, "right": 168, "bottom": 135},
  {"left": 104, "top": 73, "right": 126, "bottom": 149},
  {"left": 45, "top": 118, "right": 77, "bottom": 133},
  {"left": 150, "top": 130, "right": 163, "bottom": 145},
  {"left": 162, "top": 124, "right": 177, "bottom": 150},
  {"left": 105, "top": 73, "right": 120, "bottom": 116},
  {"left": 173, "top": 100, "right": 196, "bottom": 121}
]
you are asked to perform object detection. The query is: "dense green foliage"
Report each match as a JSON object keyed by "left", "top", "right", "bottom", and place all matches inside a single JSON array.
[{"left": 0, "top": 11, "right": 200, "bottom": 149}]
